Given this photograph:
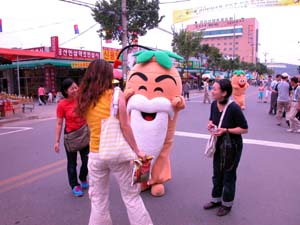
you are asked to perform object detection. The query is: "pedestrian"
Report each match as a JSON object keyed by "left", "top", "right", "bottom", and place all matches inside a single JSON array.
[
  {"left": 286, "top": 76, "right": 300, "bottom": 132},
  {"left": 264, "top": 75, "right": 272, "bottom": 103},
  {"left": 75, "top": 59, "right": 153, "bottom": 225},
  {"left": 54, "top": 78, "right": 89, "bottom": 197},
  {"left": 258, "top": 82, "right": 264, "bottom": 103},
  {"left": 38, "top": 85, "right": 47, "bottom": 105},
  {"left": 275, "top": 72, "right": 292, "bottom": 126},
  {"left": 269, "top": 74, "right": 281, "bottom": 115},
  {"left": 204, "top": 79, "right": 248, "bottom": 216},
  {"left": 203, "top": 77, "right": 211, "bottom": 104},
  {"left": 47, "top": 91, "right": 53, "bottom": 104},
  {"left": 182, "top": 81, "right": 190, "bottom": 101}
]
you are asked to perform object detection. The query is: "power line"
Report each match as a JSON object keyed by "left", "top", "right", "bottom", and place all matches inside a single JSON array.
[
  {"left": 2, "top": 21, "right": 66, "bottom": 34},
  {"left": 59, "top": 23, "right": 98, "bottom": 46}
]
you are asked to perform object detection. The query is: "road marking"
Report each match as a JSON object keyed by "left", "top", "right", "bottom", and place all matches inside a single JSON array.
[
  {"left": 0, "top": 166, "right": 66, "bottom": 194},
  {"left": 0, "top": 159, "right": 66, "bottom": 187},
  {"left": 0, "top": 126, "right": 33, "bottom": 136},
  {"left": 175, "top": 131, "right": 300, "bottom": 150},
  {"left": 36, "top": 117, "right": 56, "bottom": 122}
]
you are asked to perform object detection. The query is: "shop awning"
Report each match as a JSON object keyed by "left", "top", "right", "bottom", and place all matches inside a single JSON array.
[
  {"left": 0, "top": 47, "right": 55, "bottom": 62},
  {"left": 0, "top": 59, "right": 89, "bottom": 70}
]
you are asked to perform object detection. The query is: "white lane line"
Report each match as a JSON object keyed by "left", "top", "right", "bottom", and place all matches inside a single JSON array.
[
  {"left": 36, "top": 117, "right": 56, "bottom": 122},
  {"left": 0, "top": 127, "right": 33, "bottom": 136},
  {"left": 175, "top": 131, "right": 300, "bottom": 150}
]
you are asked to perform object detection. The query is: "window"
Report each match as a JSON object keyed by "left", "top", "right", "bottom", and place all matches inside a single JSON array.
[
  {"left": 224, "top": 48, "right": 227, "bottom": 51},
  {"left": 217, "top": 43, "right": 221, "bottom": 46},
  {"left": 229, "top": 48, "right": 232, "bottom": 50},
  {"left": 229, "top": 42, "right": 232, "bottom": 45},
  {"left": 235, "top": 41, "right": 239, "bottom": 45},
  {"left": 224, "top": 42, "right": 227, "bottom": 45},
  {"left": 235, "top": 47, "right": 238, "bottom": 50}
]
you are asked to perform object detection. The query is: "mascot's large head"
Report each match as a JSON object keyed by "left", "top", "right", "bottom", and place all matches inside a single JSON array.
[
  {"left": 232, "top": 70, "right": 248, "bottom": 88},
  {"left": 125, "top": 50, "right": 184, "bottom": 154}
]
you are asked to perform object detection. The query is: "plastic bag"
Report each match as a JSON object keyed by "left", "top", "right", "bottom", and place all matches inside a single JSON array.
[{"left": 131, "top": 156, "right": 153, "bottom": 185}]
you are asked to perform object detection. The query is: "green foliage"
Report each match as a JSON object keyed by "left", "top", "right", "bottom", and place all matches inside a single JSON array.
[
  {"left": 92, "top": 0, "right": 164, "bottom": 43},
  {"left": 133, "top": 50, "right": 183, "bottom": 69},
  {"left": 171, "top": 29, "right": 202, "bottom": 61}
]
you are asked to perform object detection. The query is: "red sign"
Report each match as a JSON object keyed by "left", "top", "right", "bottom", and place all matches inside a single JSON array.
[
  {"left": 25, "top": 47, "right": 47, "bottom": 52},
  {"left": 57, "top": 48, "right": 100, "bottom": 60},
  {"left": 50, "top": 36, "right": 59, "bottom": 56}
]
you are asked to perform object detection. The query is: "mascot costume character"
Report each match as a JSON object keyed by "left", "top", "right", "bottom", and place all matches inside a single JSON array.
[
  {"left": 231, "top": 70, "right": 249, "bottom": 110},
  {"left": 121, "top": 49, "right": 185, "bottom": 197}
]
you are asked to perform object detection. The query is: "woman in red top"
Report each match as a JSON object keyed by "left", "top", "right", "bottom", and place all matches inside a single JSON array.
[{"left": 54, "top": 78, "right": 89, "bottom": 197}]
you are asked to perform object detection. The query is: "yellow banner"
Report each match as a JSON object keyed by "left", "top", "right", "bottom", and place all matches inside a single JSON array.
[
  {"left": 173, "top": 0, "right": 300, "bottom": 23},
  {"left": 71, "top": 61, "right": 91, "bottom": 69}
]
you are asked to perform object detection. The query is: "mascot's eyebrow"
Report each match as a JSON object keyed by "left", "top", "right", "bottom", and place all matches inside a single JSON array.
[
  {"left": 155, "top": 75, "right": 177, "bottom": 85},
  {"left": 129, "top": 72, "right": 148, "bottom": 81}
]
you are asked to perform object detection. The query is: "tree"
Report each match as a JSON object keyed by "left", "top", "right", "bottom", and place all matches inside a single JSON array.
[
  {"left": 205, "top": 46, "right": 223, "bottom": 75},
  {"left": 171, "top": 28, "right": 202, "bottom": 77},
  {"left": 92, "top": 0, "right": 164, "bottom": 43}
]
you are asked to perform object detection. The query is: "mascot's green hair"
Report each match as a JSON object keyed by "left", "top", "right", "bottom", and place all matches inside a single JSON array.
[
  {"left": 233, "top": 70, "right": 246, "bottom": 76},
  {"left": 133, "top": 50, "right": 183, "bottom": 69}
]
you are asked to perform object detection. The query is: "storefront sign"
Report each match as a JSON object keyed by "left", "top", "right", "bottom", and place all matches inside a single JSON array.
[
  {"left": 71, "top": 61, "right": 91, "bottom": 69},
  {"left": 57, "top": 48, "right": 100, "bottom": 61},
  {"left": 51, "top": 36, "right": 59, "bottom": 56},
  {"left": 103, "top": 47, "right": 120, "bottom": 62},
  {"left": 25, "top": 47, "right": 47, "bottom": 52}
]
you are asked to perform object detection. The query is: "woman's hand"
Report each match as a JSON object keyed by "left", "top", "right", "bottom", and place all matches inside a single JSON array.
[
  {"left": 207, "top": 121, "right": 215, "bottom": 132},
  {"left": 54, "top": 142, "right": 60, "bottom": 153},
  {"left": 137, "top": 151, "right": 147, "bottom": 160},
  {"left": 213, "top": 128, "right": 227, "bottom": 137}
]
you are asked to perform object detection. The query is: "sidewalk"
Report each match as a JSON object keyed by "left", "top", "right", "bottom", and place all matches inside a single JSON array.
[{"left": 0, "top": 102, "right": 56, "bottom": 126}]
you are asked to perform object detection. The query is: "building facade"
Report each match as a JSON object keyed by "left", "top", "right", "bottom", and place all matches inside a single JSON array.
[{"left": 186, "top": 17, "right": 259, "bottom": 63}]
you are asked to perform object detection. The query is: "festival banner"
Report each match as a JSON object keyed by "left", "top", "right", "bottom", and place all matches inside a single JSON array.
[{"left": 173, "top": 0, "right": 300, "bottom": 23}]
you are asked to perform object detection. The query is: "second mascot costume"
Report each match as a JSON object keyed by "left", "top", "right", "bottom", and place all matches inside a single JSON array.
[
  {"left": 124, "top": 50, "right": 185, "bottom": 196},
  {"left": 231, "top": 70, "right": 249, "bottom": 110}
]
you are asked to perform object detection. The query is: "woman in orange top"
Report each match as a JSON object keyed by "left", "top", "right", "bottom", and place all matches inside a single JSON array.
[{"left": 76, "top": 59, "right": 153, "bottom": 225}]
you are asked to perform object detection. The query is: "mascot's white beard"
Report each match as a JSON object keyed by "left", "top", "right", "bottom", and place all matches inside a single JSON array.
[{"left": 127, "top": 94, "right": 174, "bottom": 159}]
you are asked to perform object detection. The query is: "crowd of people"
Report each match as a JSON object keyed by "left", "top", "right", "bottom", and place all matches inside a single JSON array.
[{"left": 257, "top": 72, "right": 300, "bottom": 133}]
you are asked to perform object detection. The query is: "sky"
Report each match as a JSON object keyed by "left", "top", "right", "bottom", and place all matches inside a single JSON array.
[{"left": 1, "top": 0, "right": 300, "bottom": 65}]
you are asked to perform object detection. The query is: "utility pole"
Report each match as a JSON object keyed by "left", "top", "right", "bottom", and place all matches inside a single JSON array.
[
  {"left": 263, "top": 52, "right": 268, "bottom": 64},
  {"left": 121, "top": 0, "right": 128, "bottom": 81}
]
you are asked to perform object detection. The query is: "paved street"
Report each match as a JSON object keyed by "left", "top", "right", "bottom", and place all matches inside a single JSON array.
[{"left": 1, "top": 86, "right": 300, "bottom": 225}]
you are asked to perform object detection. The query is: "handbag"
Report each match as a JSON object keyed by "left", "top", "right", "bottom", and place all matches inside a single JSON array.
[
  {"left": 204, "top": 100, "right": 232, "bottom": 157},
  {"left": 64, "top": 124, "right": 90, "bottom": 152},
  {"left": 99, "top": 87, "right": 137, "bottom": 162},
  {"left": 220, "top": 131, "right": 236, "bottom": 171}
]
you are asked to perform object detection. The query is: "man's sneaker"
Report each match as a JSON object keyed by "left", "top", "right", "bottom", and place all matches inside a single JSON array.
[
  {"left": 72, "top": 185, "right": 83, "bottom": 197},
  {"left": 80, "top": 181, "right": 89, "bottom": 189},
  {"left": 295, "top": 129, "right": 300, "bottom": 133},
  {"left": 286, "top": 128, "right": 294, "bottom": 132}
]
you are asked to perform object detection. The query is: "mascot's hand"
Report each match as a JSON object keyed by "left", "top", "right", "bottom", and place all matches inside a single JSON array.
[
  {"left": 172, "top": 96, "right": 185, "bottom": 110},
  {"left": 124, "top": 88, "right": 135, "bottom": 101}
]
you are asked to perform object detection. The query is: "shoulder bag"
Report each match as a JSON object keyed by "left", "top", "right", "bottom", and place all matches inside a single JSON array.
[
  {"left": 64, "top": 124, "right": 90, "bottom": 152},
  {"left": 99, "top": 87, "right": 137, "bottom": 162},
  {"left": 204, "top": 100, "right": 232, "bottom": 157}
]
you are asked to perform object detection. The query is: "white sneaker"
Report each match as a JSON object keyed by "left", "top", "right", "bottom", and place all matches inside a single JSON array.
[
  {"left": 286, "top": 128, "right": 293, "bottom": 132},
  {"left": 295, "top": 129, "right": 300, "bottom": 133}
]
